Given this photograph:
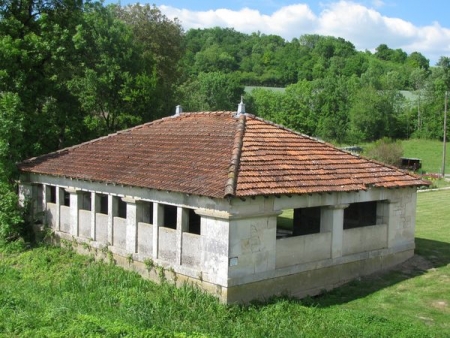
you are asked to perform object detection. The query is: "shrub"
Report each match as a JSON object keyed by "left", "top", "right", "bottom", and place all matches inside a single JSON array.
[
  {"left": 365, "top": 138, "right": 403, "bottom": 166},
  {"left": 0, "top": 182, "right": 29, "bottom": 246}
]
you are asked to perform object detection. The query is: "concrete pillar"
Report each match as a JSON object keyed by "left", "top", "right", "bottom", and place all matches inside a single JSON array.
[
  {"left": 123, "top": 197, "right": 139, "bottom": 254},
  {"left": 42, "top": 184, "right": 49, "bottom": 224},
  {"left": 91, "top": 192, "right": 100, "bottom": 241},
  {"left": 321, "top": 204, "right": 348, "bottom": 259},
  {"left": 152, "top": 203, "right": 164, "bottom": 259},
  {"left": 67, "top": 188, "right": 81, "bottom": 237},
  {"left": 107, "top": 195, "right": 118, "bottom": 246},
  {"left": 18, "top": 182, "right": 32, "bottom": 207},
  {"left": 385, "top": 200, "right": 400, "bottom": 248},
  {"left": 176, "top": 207, "right": 189, "bottom": 265},
  {"left": 56, "top": 187, "right": 63, "bottom": 231}
]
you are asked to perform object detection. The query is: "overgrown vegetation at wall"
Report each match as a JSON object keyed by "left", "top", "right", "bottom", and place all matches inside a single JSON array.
[{"left": 0, "top": 190, "right": 449, "bottom": 337}]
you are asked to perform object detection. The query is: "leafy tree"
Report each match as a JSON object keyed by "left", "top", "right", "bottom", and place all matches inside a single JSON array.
[
  {"left": 177, "top": 72, "right": 244, "bottom": 111},
  {"left": 115, "top": 3, "right": 185, "bottom": 115}
]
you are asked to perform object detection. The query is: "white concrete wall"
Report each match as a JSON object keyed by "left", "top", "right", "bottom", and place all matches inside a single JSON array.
[
  {"left": 182, "top": 233, "right": 201, "bottom": 268},
  {"left": 47, "top": 203, "right": 57, "bottom": 228},
  {"left": 200, "top": 215, "right": 229, "bottom": 286},
  {"left": 343, "top": 224, "right": 387, "bottom": 256},
  {"left": 113, "top": 217, "right": 126, "bottom": 250},
  {"left": 60, "top": 206, "right": 70, "bottom": 233},
  {"left": 79, "top": 210, "right": 91, "bottom": 239},
  {"left": 137, "top": 222, "right": 153, "bottom": 257},
  {"left": 276, "top": 232, "right": 331, "bottom": 268},
  {"left": 96, "top": 214, "right": 108, "bottom": 243},
  {"left": 158, "top": 227, "right": 177, "bottom": 263},
  {"left": 228, "top": 215, "right": 277, "bottom": 279}
]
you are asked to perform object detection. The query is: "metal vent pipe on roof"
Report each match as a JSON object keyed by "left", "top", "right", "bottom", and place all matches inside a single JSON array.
[
  {"left": 175, "top": 105, "right": 182, "bottom": 116},
  {"left": 237, "top": 97, "right": 245, "bottom": 117}
]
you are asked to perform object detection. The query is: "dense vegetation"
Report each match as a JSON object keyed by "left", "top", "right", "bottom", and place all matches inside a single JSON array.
[
  {"left": 0, "top": 0, "right": 449, "bottom": 244},
  {"left": 1, "top": 189, "right": 449, "bottom": 337}
]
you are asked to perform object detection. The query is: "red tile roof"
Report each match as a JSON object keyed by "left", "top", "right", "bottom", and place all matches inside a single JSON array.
[{"left": 19, "top": 112, "right": 428, "bottom": 199}]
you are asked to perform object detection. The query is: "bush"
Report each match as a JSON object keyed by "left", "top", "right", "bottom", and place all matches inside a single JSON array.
[
  {"left": 0, "top": 182, "right": 28, "bottom": 246},
  {"left": 365, "top": 138, "right": 403, "bottom": 166}
]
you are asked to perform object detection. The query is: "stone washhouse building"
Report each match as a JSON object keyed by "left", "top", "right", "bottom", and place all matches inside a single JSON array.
[{"left": 18, "top": 105, "right": 428, "bottom": 303}]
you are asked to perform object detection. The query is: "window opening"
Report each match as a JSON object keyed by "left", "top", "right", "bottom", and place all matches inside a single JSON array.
[
  {"left": 49, "top": 186, "right": 56, "bottom": 203},
  {"left": 187, "top": 209, "right": 201, "bottom": 235},
  {"left": 343, "top": 201, "right": 377, "bottom": 229},
  {"left": 63, "top": 190, "right": 70, "bottom": 207},
  {"left": 163, "top": 204, "right": 177, "bottom": 229},
  {"left": 99, "top": 194, "right": 108, "bottom": 214},
  {"left": 277, "top": 207, "right": 321, "bottom": 238},
  {"left": 118, "top": 198, "right": 127, "bottom": 219}
]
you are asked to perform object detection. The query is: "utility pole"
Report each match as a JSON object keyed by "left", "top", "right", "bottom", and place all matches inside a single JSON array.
[{"left": 442, "top": 91, "right": 448, "bottom": 177}]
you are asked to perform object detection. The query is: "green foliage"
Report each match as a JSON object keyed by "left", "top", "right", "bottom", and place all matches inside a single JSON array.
[
  {"left": 177, "top": 71, "right": 244, "bottom": 111},
  {"left": 364, "top": 138, "right": 404, "bottom": 166},
  {"left": 0, "top": 182, "right": 26, "bottom": 246}
]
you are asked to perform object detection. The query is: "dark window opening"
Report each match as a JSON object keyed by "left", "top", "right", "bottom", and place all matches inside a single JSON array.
[
  {"left": 344, "top": 201, "right": 377, "bottom": 229},
  {"left": 277, "top": 207, "right": 321, "bottom": 238},
  {"left": 118, "top": 198, "right": 127, "bottom": 219},
  {"left": 99, "top": 194, "right": 108, "bottom": 214},
  {"left": 80, "top": 192, "right": 91, "bottom": 211},
  {"left": 49, "top": 186, "right": 56, "bottom": 204},
  {"left": 63, "top": 190, "right": 70, "bottom": 207},
  {"left": 143, "top": 201, "right": 154, "bottom": 224},
  {"left": 188, "top": 209, "right": 201, "bottom": 235},
  {"left": 163, "top": 204, "right": 177, "bottom": 229}
]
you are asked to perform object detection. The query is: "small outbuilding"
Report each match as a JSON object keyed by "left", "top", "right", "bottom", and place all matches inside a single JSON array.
[{"left": 18, "top": 108, "right": 428, "bottom": 303}]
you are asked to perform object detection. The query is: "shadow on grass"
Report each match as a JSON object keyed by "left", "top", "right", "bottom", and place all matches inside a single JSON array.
[{"left": 263, "top": 237, "right": 450, "bottom": 309}]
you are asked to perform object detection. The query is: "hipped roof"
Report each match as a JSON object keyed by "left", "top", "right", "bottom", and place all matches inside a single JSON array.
[{"left": 18, "top": 112, "right": 428, "bottom": 199}]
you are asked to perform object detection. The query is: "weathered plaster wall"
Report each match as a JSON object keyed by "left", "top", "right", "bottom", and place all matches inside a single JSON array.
[
  {"left": 343, "top": 224, "right": 387, "bottom": 256},
  {"left": 276, "top": 232, "right": 331, "bottom": 268},
  {"left": 137, "top": 222, "right": 153, "bottom": 257},
  {"left": 79, "top": 210, "right": 91, "bottom": 239}
]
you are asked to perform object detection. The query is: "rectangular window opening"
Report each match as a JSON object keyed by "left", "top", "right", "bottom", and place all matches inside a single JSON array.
[
  {"left": 80, "top": 192, "right": 91, "bottom": 211},
  {"left": 48, "top": 186, "right": 56, "bottom": 204},
  {"left": 63, "top": 190, "right": 70, "bottom": 207},
  {"left": 277, "top": 207, "right": 321, "bottom": 238},
  {"left": 140, "top": 201, "right": 154, "bottom": 224},
  {"left": 118, "top": 198, "right": 127, "bottom": 219},
  {"left": 187, "top": 209, "right": 201, "bottom": 235},
  {"left": 99, "top": 194, "right": 108, "bottom": 215},
  {"left": 162, "top": 204, "right": 177, "bottom": 229},
  {"left": 344, "top": 201, "right": 377, "bottom": 230}
]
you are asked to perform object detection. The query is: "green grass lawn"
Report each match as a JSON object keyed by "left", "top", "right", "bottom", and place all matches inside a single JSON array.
[
  {"left": 401, "top": 139, "right": 449, "bottom": 175},
  {"left": 1, "top": 190, "right": 449, "bottom": 337}
]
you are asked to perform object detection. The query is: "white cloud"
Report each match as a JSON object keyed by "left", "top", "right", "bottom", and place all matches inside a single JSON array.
[{"left": 160, "top": 1, "right": 450, "bottom": 65}]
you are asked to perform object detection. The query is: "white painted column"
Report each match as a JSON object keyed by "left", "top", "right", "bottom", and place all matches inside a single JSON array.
[
  {"left": 385, "top": 200, "right": 400, "bottom": 248},
  {"left": 42, "top": 184, "right": 49, "bottom": 224},
  {"left": 176, "top": 207, "right": 189, "bottom": 265},
  {"left": 152, "top": 203, "right": 163, "bottom": 259},
  {"left": 56, "top": 187, "right": 63, "bottom": 231},
  {"left": 18, "top": 182, "right": 32, "bottom": 207},
  {"left": 67, "top": 188, "right": 81, "bottom": 237},
  {"left": 90, "top": 192, "right": 100, "bottom": 241},
  {"left": 321, "top": 204, "right": 348, "bottom": 259},
  {"left": 107, "top": 195, "right": 118, "bottom": 246},
  {"left": 123, "top": 197, "right": 138, "bottom": 254}
]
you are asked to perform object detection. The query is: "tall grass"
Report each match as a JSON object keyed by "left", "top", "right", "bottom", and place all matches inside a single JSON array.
[
  {"left": 1, "top": 190, "right": 449, "bottom": 337},
  {"left": 402, "top": 139, "right": 449, "bottom": 174}
]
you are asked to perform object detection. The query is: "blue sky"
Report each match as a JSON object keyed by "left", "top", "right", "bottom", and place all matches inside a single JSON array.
[{"left": 105, "top": 0, "right": 450, "bottom": 65}]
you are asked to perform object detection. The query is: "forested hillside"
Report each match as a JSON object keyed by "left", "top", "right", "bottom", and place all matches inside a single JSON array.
[{"left": 0, "top": 1, "right": 449, "bottom": 244}]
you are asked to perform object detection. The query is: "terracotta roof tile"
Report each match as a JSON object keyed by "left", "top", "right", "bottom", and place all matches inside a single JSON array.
[{"left": 18, "top": 112, "right": 429, "bottom": 198}]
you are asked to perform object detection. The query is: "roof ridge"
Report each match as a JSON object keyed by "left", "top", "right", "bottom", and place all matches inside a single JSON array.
[{"left": 224, "top": 114, "right": 246, "bottom": 197}]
